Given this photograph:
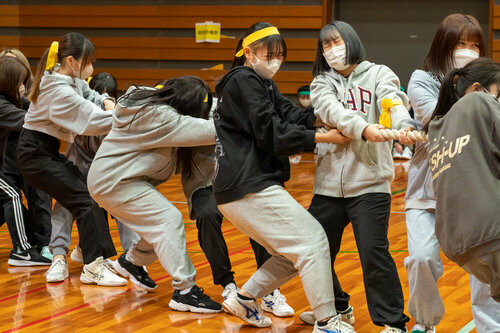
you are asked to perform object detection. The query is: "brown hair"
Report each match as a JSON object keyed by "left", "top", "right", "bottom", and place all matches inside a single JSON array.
[
  {"left": 29, "top": 32, "right": 96, "bottom": 103},
  {"left": 424, "top": 14, "right": 485, "bottom": 78},
  {"left": 0, "top": 48, "right": 33, "bottom": 78},
  {"left": 0, "top": 56, "right": 31, "bottom": 108}
]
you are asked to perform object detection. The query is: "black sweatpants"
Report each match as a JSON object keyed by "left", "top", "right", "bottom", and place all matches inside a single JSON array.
[
  {"left": 17, "top": 128, "right": 116, "bottom": 264},
  {"left": 308, "top": 193, "right": 409, "bottom": 328},
  {"left": 0, "top": 172, "right": 31, "bottom": 252},
  {"left": 192, "top": 187, "right": 271, "bottom": 287},
  {"left": 2, "top": 136, "right": 52, "bottom": 249}
]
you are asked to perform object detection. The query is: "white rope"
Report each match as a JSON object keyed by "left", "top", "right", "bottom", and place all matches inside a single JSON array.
[{"left": 379, "top": 128, "right": 428, "bottom": 142}]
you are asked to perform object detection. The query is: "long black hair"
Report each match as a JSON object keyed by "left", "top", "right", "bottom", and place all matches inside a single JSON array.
[
  {"left": 231, "top": 22, "right": 287, "bottom": 68},
  {"left": 89, "top": 72, "right": 118, "bottom": 100},
  {"left": 425, "top": 57, "right": 500, "bottom": 132},
  {"left": 120, "top": 75, "right": 212, "bottom": 177},
  {"left": 313, "top": 21, "right": 366, "bottom": 77}
]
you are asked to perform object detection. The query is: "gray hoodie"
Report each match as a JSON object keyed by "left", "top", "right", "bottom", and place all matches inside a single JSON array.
[
  {"left": 311, "top": 61, "right": 413, "bottom": 197},
  {"left": 405, "top": 70, "right": 441, "bottom": 210},
  {"left": 428, "top": 92, "right": 500, "bottom": 265},
  {"left": 88, "top": 86, "right": 215, "bottom": 209},
  {"left": 23, "top": 70, "right": 111, "bottom": 143}
]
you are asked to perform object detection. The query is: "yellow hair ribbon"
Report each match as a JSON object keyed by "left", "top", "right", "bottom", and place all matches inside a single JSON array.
[
  {"left": 155, "top": 84, "right": 164, "bottom": 89},
  {"left": 379, "top": 98, "right": 403, "bottom": 128},
  {"left": 46, "top": 41, "right": 59, "bottom": 71},
  {"left": 203, "top": 93, "right": 208, "bottom": 103},
  {"left": 235, "top": 26, "right": 280, "bottom": 57},
  {"left": 87, "top": 76, "right": 93, "bottom": 84}
]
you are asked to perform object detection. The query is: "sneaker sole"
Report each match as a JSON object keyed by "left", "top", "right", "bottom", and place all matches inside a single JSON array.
[
  {"left": 262, "top": 307, "right": 294, "bottom": 317},
  {"left": 299, "top": 314, "right": 315, "bottom": 326},
  {"left": 168, "top": 299, "right": 222, "bottom": 314},
  {"left": 80, "top": 274, "right": 127, "bottom": 287},
  {"left": 222, "top": 300, "right": 271, "bottom": 328},
  {"left": 112, "top": 260, "right": 157, "bottom": 291},
  {"left": 8, "top": 259, "right": 51, "bottom": 267}
]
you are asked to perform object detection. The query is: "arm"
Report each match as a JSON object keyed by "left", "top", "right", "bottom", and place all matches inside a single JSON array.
[
  {"left": 152, "top": 105, "right": 216, "bottom": 147},
  {"left": 79, "top": 79, "right": 112, "bottom": 107},
  {"left": 310, "top": 75, "right": 369, "bottom": 139},
  {"left": 48, "top": 87, "right": 112, "bottom": 136},
  {"left": 407, "top": 74, "right": 438, "bottom": 130},
  {"left": 374, "top": 65, "right": 414, "bottom": 131},
  {"left": 0, "top": 98, "right": 27, "bottom": 131},
  {"left": 236, "top": 75, "right": 315, "bottom": 156},
  {"left": 272, "top": 82, "right": 315, "bottom": 129}
]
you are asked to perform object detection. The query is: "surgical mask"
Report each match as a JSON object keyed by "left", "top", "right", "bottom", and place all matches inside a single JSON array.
[
  {"left": 453, "top": 49, "right": 479, "bottom": 68},
  {"left": 249, "top": 54, "right": 281, "bottom": 79},
  {"left": 323, "top": 44, "right": 349, "bottom": 71},
  {"left": 300, "top": 99, "right": 311, "bottom": 108}
]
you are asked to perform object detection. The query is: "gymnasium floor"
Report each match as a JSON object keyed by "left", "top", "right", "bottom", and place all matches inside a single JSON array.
[{"left": 0, "top": 152, "right": 476, "bottom": 332}]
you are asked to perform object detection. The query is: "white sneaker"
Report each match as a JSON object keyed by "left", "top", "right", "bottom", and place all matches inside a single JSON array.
[
  {"left": 70, "top": 245, "right": 83, "bottom": 263},
  {"left": 222, "top": 282, "right": 239, "bottom": 300},
  {"left": 300, "top": 305, "right": 355, "bottom": 325},
  {"left": 313, "top": 314, "right": 356, "bottom": 333},
  {"left": 222, "top": 295, "right": 272, "bottom": 327},
  {"left": 104, "top": 258, "right": 117, "bottom": 274},
  {"left": 381, "top": 326, "right": 408, "bottom": 333},
  {"left": 46, "top": 258, "right": 69, "bottom": 283},
  {"left": 401, "top": 147, "right": 413, "bottom": 160},
  {"left": 80, "top": 256, "right": 127, "bottom": 287},
  {"left": 261, "top": 289, "right": 294, "bottom": 317},
  {"left": 411, "top": 324, "right": 435, "bottom": 333}
]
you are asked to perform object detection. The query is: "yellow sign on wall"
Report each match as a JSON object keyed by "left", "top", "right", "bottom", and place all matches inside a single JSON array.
[{"left": 195, "top": 21, "right": 221, "bottom": 43}]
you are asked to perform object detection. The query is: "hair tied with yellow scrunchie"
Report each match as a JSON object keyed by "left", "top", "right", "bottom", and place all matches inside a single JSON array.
[{"left": 46, "top": 41, "right": 59, "bottom": 71}]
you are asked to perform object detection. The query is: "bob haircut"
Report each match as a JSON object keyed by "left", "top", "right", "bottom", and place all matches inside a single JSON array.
[
  {"left": 0, "top": 56, "right": 31, "bottom": 108},
  {"left": 231, "top": 22, "right": 287, "bottom": 68},
  {"left": 313, "top": 21, "right": 366, "bottom": 77},
  {"left": 424, "top": 57, "right": 500, "bottom": 132},
  {"left": 424, "top": 14, "right": 485, "bottom": 79}
]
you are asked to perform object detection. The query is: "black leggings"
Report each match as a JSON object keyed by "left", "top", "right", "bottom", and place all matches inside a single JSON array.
[{"left": 17, "top": 128, "right": 116, "bottom": 264}]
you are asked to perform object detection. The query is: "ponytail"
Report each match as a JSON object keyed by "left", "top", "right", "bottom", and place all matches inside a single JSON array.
[
  {"left": 28, "top": 48, "right": 50, "bottom": 103},
  {"left": 424, "top": 57, "right": 500, "bottom": 132}
]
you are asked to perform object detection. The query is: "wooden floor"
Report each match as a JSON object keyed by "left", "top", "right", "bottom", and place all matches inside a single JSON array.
[{"left": 0, "top": 152, "right": 476, "bottom": 333}]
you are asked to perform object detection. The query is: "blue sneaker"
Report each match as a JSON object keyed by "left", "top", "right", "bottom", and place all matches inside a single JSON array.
[{"left": 222, "top": 295, "right": 272, "bottom": 327}]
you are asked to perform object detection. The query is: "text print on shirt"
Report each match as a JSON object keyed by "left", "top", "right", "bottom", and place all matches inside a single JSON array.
[
  {"left": 429, "top": 134, "right": 470, "bottom": 179},
  {"left": 340, "top": 86, "right": 372, "bottom": 114}
]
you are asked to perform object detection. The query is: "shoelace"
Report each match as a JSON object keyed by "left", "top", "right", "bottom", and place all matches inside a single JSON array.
[
  {"left": 49, "top": 259, "right": 65, "bottom": 273},
  {"left": 192, "top": 286, "right": 211, "bottom": 301}
]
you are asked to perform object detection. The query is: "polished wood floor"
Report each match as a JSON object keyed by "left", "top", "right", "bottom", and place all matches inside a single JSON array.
[{"left": 0, "top": 153, "right": 476, "bottom": 332}]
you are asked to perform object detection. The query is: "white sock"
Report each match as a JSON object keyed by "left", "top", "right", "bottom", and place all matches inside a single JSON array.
[
  {"left": 125, "top": 251, "right": 133, "bottom": 262},
  {"left": 179, "top": 286, "right": 192, "bottom": 295}
]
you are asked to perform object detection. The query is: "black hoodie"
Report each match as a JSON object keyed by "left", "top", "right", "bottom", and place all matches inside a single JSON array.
[
  {"left": 213, "top": 66, "right": 316, "bottom": 204},
  {"left": 0, "top": 94, "right": 27, "bottom": 170}
]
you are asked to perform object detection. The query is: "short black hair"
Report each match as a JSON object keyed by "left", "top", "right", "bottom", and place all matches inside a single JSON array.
[
  {"left": 89, "top": 72, "right": 118, "bottom": 100},
  {"left": 313, "top": 21, "right": 366, "bottom": 77},
  {"left": 297, "top": 85, "right": 310, "bottom": 94}
]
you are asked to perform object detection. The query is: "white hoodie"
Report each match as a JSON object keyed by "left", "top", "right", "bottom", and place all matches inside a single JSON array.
[
  {"left": 24, "top": 70, "right": 112, "bottom": 143},
  {"left": 311, "top": 60, "right": 414, "bottom": 197}
]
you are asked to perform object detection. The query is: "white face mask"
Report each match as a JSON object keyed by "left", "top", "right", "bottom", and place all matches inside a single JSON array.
[
  {"left": 453, "top": 49, "right": 479, "bottom": 68},
  {"left": 249, "top": 54, "right": 281, "bottom": 80},
  {"left": 300, "top": 99, "right": 311, "bottom": 108},
  {"left": 323, "top": 44, "right": 349, "bottom": 71}
]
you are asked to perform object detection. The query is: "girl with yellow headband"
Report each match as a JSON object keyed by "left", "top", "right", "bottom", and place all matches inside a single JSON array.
[
  {"left": 212, "top": 22, "right": 352, "bottom": 331},
  {"left": 16, "top": 32, "right": 125, "bottom": 287}
]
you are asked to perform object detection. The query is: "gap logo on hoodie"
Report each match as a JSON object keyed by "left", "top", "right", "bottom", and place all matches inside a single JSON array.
[{"left": 342, "top": 86, "right": 373, "bottom": 114}]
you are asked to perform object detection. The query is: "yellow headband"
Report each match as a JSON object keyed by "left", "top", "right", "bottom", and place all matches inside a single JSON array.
[
  {"left": 235, "top": 26, "right": 280, "bottom": 57},
  {"left": 46, "top": 41, "right": 59, "bottom": 71},
  {"left": 203, "top": 93, "right": 208, "bottom": 103},
  {"left": 87, "top": 76, "right": 93, "bottom": 84},
  {"left": 155, "top": 84, "right": 164, "bottom": 89}
]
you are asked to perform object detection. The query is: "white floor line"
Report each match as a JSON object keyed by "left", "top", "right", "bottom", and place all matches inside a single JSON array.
[{"left": 456, "top": 319, "right": 475, "bottom": 333}]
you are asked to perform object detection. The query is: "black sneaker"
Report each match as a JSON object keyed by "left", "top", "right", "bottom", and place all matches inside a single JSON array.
[
  {"left": 8, "top": 248, "right": 52, "bottom": 266},
  {"left": 169, "top": 285, "right": 222, "bottom": 313},
  {"left": 112, "top": 253, "right": 157, "bottom": 290}
]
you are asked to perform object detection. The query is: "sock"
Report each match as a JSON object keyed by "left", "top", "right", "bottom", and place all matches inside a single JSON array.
[
  {"left": 388, "top": 323, "right": 406, "bottom": 331},
  {"left": 223, "top": 282, "right": 236, "bottom": 289},
  {"left": 179, "top": 286, "right": 192, "bottom": 295},
  {"left": 237, "top": 292, "right": 255, "bottom": 301},
  {"left": 125, "top": 251, "right": 133, "bottom": 262}
]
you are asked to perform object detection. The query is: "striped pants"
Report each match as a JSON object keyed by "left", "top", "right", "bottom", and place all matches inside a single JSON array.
[{"left": 0, "top": 172, "right": 31, "bottom": 251}]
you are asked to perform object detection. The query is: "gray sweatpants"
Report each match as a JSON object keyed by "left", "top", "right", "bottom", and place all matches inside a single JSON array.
[
  {"left": 49, "top": 201, "right": 140, "bottom": 257},
  {"left": 218, "top": 185, "right": 336, "bottom": 321},
  {"left": 102, "top": 184, "right": 196, "bottom": 291},
  {"left": 405, "top": 208, "right": 500, "bottom": 331}
]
